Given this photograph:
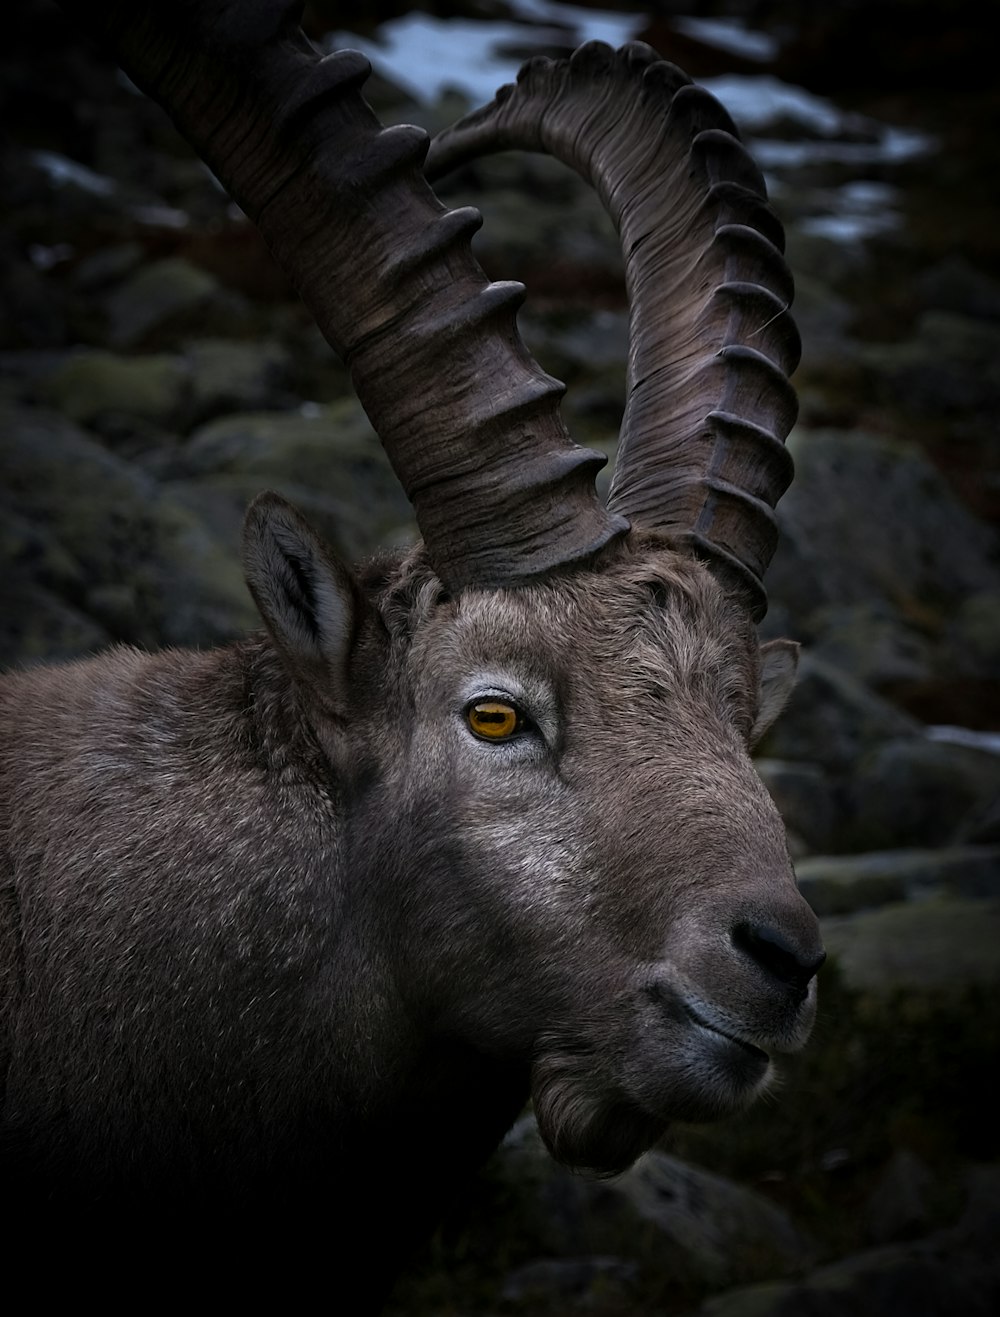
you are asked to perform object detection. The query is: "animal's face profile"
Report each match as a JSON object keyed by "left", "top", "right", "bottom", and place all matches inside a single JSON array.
[
  {"left": 248, "top": 499, "right": 819, "bottom": 1175},
  {"left": 2, "top": 8, "right": 824, "bottom": 1269}
]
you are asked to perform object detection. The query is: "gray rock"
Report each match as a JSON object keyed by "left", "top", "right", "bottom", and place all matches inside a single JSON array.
[
  {"left": 756, "top": 653, "right": 921, "bottom": 773},
  {"left": 916, "top": 255, "right": 1000, "bottom": 322},
  {"left": 615, "top": 1150, "right": 813, "bottom": 1289},
  {"left": 44, "top": 349, "right": 188, "bottom": 428},
  {"left": 947, "top": 591, "right": 1000, "bottom": 680},
  {"left": 807, "top": 601, "right": 935, "bottom": 688},
  {"left": 768, "top": 428, "right": 999, "bottom": 622},
  {"left": 698, "top": 1240, "right": 998, "bottom": 1317},
  {"left": 70, "top": 241, "right": 144, "bottom": 293},
  {"left": 961, "top": 794, "right": 1000, "bottom": 845},
  {"left": 755, "top": 759, "right": 839, "bottom": 854},
  {"left": 864, "top": 1148, "right": 937, "bottom": 1245},
  {"left": 843, "top": 735, "right": 1000, "bottom": 851},
  {"left": 500, "top": 1255, "right": 637, "bottom": 1307},
  {"left": 173, "top": 400, "right": 416, "bottom": 561},
  {"left": 0, "top": 404, "right": 257, "bottom": 655},
  {"left": 495, "top": 1117, "right": 813, "bottom": 1295},
  {"left": 796, "top": 846, "right": 1000, "bottom": 917},
  {"left": 820, "top": 894, "right": 1000, "bottom": 991},
  {"left": 859, "top": 310, "right": 1000, "bottom": 421},
  {"left": 434, "top": 148, "right": 624, "bottom": 285},
  {"left": 102, "top": 256, "right": 246, "bottom": 350},
  {"left": 0, "top": 575, "right": 111, "bottom": 669},
  {"left": 699, "top": 1163, "right": 1000, "bottom": 1317},
  {"left": 181, "top": 337, "right": 293, "bottom": 425}
]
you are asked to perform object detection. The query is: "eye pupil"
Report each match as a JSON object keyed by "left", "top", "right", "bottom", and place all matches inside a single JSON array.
[{"left": 467, "top": 700, "right": 520, "bottom": 740}]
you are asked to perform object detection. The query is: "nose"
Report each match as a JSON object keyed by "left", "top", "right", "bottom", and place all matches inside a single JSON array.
[{"left": 732, "top": 919, "right": 826, "bottom": 1000}]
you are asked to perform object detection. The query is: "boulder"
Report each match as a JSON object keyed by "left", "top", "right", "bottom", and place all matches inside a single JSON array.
[
  {"left": 756, "top": 652, "right": 921, "bottom": 773},
  {"left": 807, "top": 601, "right": 935, "bottom": 688},
  {"left": 698, "top": 1161, "right": 1000, "bottom": 1317},
  {"left": 755, "top": 759, "right": 839, "bottom": 854},
  {"left": 492, "top": 1117, "right": 813, "bottom": 1299},
  {"left": 796, "top": 846, "right": 1000, "bottom": 917},
  {"left": 172, "top": 400, "right": 416, "bottom": 561},
  {"left": 819, "top": 894, "right": 1000, "bottom": 991},
  {"left": 44, "top": 348, "right": 187, "bottom": 428},
  {"left": 843, "top": 736, "right": 1000, "bottom": 850},
  {"left": 101, "top": 256, "right": 248, "bottom": 350},
  {"left": 0, "top": 404, "right": 257, "bottom": 655},
  {"left": 768, "top": 428, "right": 999, "bottom": 623}
]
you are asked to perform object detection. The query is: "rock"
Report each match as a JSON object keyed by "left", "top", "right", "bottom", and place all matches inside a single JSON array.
[
  {"left": 101, "top": 256, "right": 246, "bottom": 350},
  {"left": 756, "top": 652, "right": 921, "bottom": 773},
  {"left": 171, "top": 400, "right": 416, "bottom": 562},
  {"left": 796, "top": 846, "right": 1000, "bottom": 918},
  {"left": 820, "top": 894, "right": 1000, "bottom": 991},
  {"left": 958, "top": 1163, "right": 1000, "bottom": 1251},
  {"left": 0, "top": 504, "right": 112, "bottom": 665},
  {"left": 0, "top": 240, "right": 71, "bottom": 348},
  {"left": 70, "top": 241, "right": 144, "bottom": 293},
  {"left": 795, "top": 853, "right": 907, "bottom": 916},
  {"left": 961, "top": 795, "right": 1000, "bottom": 845},
  {"left": 0, "top": 577, "right": 111, "bottom": 670},
  {"left": 494, "top": 1117, "right": 813, "bottom": 1296},
  {"left": 45, "top": 349, "right": 187, "bottom": 428},
  {"left": 698, "top": 1238, "right": 999, "bottom": 1317},
  {"left": 843, "top": 736, "right": 1000, "bottom": 850},
  {"left": 615, "top": 1150, "right": 813, "bottom": 1289},
  {"left": 947, "top": 591, "right": 1000, "bottom": 680},
  {"left": 768, "top": 428, "right": 999, "bottom": 624},
  {"left": 181, "top": 337, "right": 294, "bottom": 425},
  {"left": 864, "top": 1149, "right": 937, "bottom": 1245},
  {"left": 807, "top": 602, "right": 935, "bottom": 688},
  {"left": 859, "top": 310, "right": 1000, "bottom": 422},
  {"left": 916, "top": 255, "right": 1000, "bottom": 322},
  {"left": 0, "top": 404, "right": 257, "bottom": 654},
  {"left": 755, "top": 759, "right": 839, "bottom": 854},
  {"left": 433, "top": 149, "right": 624, "bottom": 294},
  {"left": 500, "top": 1255, "right": 638, "bottom": 1307},
  {"left": 699, "top": 1163, "right": 1000, "bottom": 1317},
  {"left": 41, "top": 339, "right": 299, "bottom": 437}
]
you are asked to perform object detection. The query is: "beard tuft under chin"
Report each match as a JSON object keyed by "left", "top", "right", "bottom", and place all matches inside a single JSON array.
[{"left": 530, "top": 1048, "right": 666, "bottom": 1176}]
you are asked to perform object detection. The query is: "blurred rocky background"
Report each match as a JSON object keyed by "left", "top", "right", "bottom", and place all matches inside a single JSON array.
[{"left": 2, "top": 0, "right": 998, "bottom": 1313}]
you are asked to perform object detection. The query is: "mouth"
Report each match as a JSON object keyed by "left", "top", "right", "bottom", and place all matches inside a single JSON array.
[{"left": 680, "top": 1000, "right": 770, "bottom": 1066}]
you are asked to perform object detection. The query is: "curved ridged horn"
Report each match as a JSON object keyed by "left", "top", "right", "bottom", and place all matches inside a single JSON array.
[
  {"left": 427, "top": 41, "right": 801, "bottom": 620},
  {"left": 57, "top": 0, "right": 626, "bottom": 590}
]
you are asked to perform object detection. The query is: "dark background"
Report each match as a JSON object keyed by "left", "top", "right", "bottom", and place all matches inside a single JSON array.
[{"left": 2, "top": 2, "right": 998, "bottom": 1313}]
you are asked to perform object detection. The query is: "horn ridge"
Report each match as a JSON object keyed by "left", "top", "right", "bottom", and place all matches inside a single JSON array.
[
  {"left": 427, "top": 39, "right": 800, "bottom": 618},
  {"left": 58, "top": 0, "right": 625, "bottom": 590}
]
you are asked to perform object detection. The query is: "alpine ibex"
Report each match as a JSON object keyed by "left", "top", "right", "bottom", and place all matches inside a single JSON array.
[{"left": 1, "top": 0, "right": 823, "bottom": 1296}]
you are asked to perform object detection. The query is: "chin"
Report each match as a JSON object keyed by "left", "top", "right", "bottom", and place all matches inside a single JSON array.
[{"left": 530, "top": 1015, "right": 774, "bottom": 1175}]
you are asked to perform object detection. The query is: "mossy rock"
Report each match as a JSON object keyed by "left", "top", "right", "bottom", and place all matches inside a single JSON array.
[
  {"left": 1, "top": 404, "right": 256, "bottom": 656},
  {"left": 820, "top": 895, "right": 1000, "bottom": 991}
]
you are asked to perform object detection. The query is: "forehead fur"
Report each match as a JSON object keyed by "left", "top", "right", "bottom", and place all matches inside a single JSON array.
[{"left": 383, "top": 533, "right": 761, "bottom": 725}]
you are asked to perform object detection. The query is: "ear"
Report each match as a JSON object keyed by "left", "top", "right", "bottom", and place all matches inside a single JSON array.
[
  {"left": 750, "top": 639, "right": 800, "bottom": 747},
  {"left": 242, "top": 492, "right": 359, "bottom": 708}
]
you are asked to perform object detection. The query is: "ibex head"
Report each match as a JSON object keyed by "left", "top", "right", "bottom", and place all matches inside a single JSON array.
[
  {"left": 231, "top": 33, "right": 818, "bottom": 1177},
  {"left": 246, "top": 496, "right": 817, "bottom": 1174},
  {"left": 9, "top": 5, "right": 823, "bottom": 1203}
]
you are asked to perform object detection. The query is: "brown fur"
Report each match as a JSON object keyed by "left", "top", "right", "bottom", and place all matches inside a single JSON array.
[{"left": 0, "top": 508, "right": 821, "bottom": 1296}]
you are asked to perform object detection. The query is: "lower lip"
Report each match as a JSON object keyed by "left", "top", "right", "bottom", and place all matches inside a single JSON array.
[{"left": 684, "top": 1005, "right": 770, "bottom": 1065}]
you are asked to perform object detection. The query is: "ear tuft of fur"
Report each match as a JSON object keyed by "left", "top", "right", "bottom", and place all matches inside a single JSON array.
[{"left": 242, "top": 492, "right": 358, "bottom": 698}]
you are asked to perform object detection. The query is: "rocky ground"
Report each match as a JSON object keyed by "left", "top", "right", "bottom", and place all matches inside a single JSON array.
[{"left": 2, "top": 1, "right": 998, "bottom": 1314}]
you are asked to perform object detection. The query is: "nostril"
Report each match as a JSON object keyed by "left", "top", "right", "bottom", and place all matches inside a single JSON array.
[{"left": 732, "top": 921, "right": 826, "bottom": 996}]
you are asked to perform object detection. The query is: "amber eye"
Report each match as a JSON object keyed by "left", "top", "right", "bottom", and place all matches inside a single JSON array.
[{"left": 466, "top": 700, "right": 523, "bottom": 741}]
